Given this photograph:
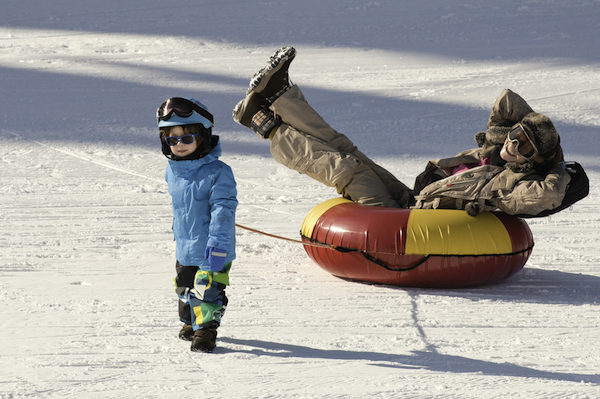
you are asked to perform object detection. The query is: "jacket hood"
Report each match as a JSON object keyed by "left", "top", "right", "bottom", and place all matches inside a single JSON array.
[{"left": 474, "top": 88, "right": 535, "bottom": 158}]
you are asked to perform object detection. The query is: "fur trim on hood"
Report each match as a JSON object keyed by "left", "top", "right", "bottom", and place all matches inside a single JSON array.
[{"left": 474, "top": 90, "right": 563, "bottom": 173}]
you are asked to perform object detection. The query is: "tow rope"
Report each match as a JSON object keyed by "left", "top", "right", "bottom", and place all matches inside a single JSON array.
[
  {"left": 235, "top": 222, "right": 424, "bottom": 272},
  {"left": 234, "top": 223, "right": 333, "bottom": 249}
]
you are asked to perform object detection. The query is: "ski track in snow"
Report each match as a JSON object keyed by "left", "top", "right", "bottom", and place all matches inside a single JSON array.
[{"left": 1, "top": 1, "right": 600, "bottom": 398}]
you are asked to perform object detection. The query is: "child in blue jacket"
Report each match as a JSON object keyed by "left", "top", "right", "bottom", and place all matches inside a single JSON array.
[{"left": 157, "top": 97, "right": 238, "bottom": 353}]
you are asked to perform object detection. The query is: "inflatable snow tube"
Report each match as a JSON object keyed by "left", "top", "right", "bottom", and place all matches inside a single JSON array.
[{"left": 300, "top": 198, "right": 534, "bottom": 288}]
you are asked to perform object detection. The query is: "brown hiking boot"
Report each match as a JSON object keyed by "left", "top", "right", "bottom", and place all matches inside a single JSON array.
[
  {"left": 232, "top": 91, "right": 270, "bottom": 128},
  {"left": 190, "top": 328, "right": 217, "bottom": 353},
  {"left": 178, "top": 323, "right": 194, "bottom": 341},
  {"left": 247, "top": 46, "right": 296, "bottom": 99}
]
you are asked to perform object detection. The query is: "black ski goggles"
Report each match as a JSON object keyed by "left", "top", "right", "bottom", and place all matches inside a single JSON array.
[
  {"left": 508, "top": 123, "right": 538, "bottom": 160},
  {"left": 157, "top": 97, "right": 214, "bottom": 125}
]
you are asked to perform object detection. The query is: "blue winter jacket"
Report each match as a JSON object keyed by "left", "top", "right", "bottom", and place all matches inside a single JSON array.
[{"left": 165, "top": 140, "right": 238, "bottom": 269}]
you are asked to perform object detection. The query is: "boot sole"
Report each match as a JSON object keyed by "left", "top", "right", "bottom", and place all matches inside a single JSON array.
[{"left": 247, "top": 46, "right": 297, "bottom": 95}]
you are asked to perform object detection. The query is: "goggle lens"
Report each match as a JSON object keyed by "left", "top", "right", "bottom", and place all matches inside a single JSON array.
[
  {"left": 159, "top": 98, "right": 194, "bottom": 120},
  {"left": 165, "top": 133, "right": 198, "bottom": 146},
  {"left": 508, "top": 124, "right": 537, "bottom": 159},
  {"left": 157, "top": 97, "right": 214, "bottom": 125}
]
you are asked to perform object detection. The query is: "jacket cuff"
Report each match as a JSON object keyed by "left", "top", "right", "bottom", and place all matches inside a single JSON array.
[{"left": 207, "top": 238, "right": 229, "bottom": 250}]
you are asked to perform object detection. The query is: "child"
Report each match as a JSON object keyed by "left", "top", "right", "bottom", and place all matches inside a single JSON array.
[
  {"left": 157, "top": 97, "right": 238, "bottom": 352},
  {"left": 232, "top": 47, "right": 570, "bottom": 217}
]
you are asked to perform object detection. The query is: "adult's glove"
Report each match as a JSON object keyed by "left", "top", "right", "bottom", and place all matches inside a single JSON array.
[
  {"left": 465, "top": 202, "right": 481, "bottom": 217},
  {"left": 204, "top": 246, "right": 227, "bottom": 272}
]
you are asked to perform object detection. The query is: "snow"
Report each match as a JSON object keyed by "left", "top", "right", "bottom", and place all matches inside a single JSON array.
[{"left": 1, "top": 0, "right": 599, "bottom": 397}]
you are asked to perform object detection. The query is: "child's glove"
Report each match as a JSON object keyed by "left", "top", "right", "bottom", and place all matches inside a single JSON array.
[{"left": 204, "top": 246, "right": 227, "bottom": 272}]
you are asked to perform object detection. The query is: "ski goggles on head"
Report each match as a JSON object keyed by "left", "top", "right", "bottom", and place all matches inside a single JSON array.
[
  {"left": 157, "top": 97, "right": 214, "bottom": 125},
  {"left": 507, "top": 123, "right": 538, "bottom": 160},
  {"left": 164, "top": 133, "right": 198, "bottom": 146}
]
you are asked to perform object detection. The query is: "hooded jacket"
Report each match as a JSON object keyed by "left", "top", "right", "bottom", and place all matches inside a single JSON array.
[
  {"left": 412, "top": 147, "right": 570, "bottom": 216},
  {"left": 165, "top": 140, "right": 238, "bottom": 268},
  {"left": 413, "top": 89, "right": 570, "bottom": 216}
]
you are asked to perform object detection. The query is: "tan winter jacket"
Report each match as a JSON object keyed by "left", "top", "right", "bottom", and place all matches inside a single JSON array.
[{"left": 413, "top": 148, "right": 571, "bottom": 216}]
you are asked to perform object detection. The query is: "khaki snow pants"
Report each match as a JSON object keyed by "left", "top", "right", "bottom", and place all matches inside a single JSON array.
[{"left": 269, "top": 85, "right": 412, "bottom": 208}]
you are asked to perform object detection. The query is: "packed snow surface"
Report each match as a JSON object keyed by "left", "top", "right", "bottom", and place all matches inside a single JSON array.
[{"left": 1, "top": 1, "right": 599, "bottom": 398}]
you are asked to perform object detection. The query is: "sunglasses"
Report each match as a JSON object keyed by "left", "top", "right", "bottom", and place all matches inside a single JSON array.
[
  {"left": 157, "top": 97, "right": 214, "bottom": 125},
  {"left": 164, "top": 133, "right": 198, "bottom": 146},
  {"left": 507, "top": 123, "right": 538, "bottom": 160}
]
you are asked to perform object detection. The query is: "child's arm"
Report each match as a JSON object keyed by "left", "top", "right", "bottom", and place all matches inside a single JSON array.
[{"left": 205, "top": 165, "right": 238, "bottom": 271}]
